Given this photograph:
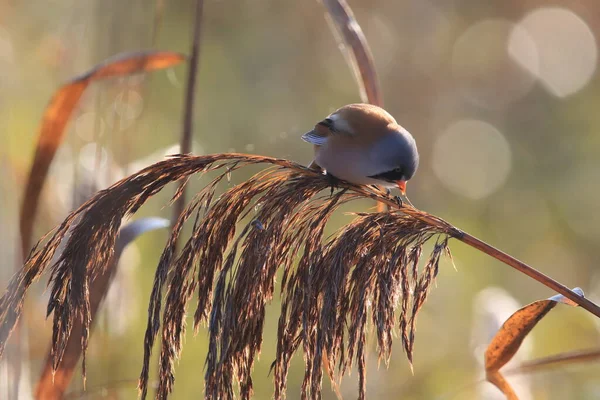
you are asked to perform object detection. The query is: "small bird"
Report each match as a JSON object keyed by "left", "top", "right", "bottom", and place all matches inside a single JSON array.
[{"left": 302, "top": 103, "right": 419, "bottom": 195}]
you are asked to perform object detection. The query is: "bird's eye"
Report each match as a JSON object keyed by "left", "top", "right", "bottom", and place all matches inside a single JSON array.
[{"left": 394, "top": 167, "right": 403, "bottom": 173}]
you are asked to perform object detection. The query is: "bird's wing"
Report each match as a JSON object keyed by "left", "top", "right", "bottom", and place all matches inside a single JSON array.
[{"left": 301, "top": 129, "right": 328, "bottom": 145}]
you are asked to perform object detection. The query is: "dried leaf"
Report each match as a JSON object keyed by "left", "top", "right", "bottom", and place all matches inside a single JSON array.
[
  {"left": 19, "top": 50, "right": 185, "bottom": 259},
  {"left": 35, "top": 218, "right": 169, "bottom": 399},
  {"left": 485, "top": 288, "right": 584, "bottom": 400}
]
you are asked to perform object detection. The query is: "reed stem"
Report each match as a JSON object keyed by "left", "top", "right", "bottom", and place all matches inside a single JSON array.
[
  {"left": 172, "top": 0, "right": 204, "bottom": 230},
  {"left": 458, "top": 232, "right": 600, "bottom": 318},
  {"left": 367, "top": 192, "right": 600, "bottom": 319}
]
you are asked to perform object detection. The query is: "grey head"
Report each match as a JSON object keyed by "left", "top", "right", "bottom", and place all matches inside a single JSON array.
[{"left": 367, "top": 127, "right": 419, "bottom": 185}]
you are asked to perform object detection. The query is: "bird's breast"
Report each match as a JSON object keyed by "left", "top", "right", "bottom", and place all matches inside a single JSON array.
[{"left": 315, "top": 143, "right": 388, "bottom": 186}]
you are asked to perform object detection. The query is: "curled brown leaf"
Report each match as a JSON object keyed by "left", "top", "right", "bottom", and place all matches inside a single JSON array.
[
  {"left": 484, "top": 288, "right": 584, "bottom": 400},
  {"left": 19, "top": 50, "right": 185, "bottom": 260}
]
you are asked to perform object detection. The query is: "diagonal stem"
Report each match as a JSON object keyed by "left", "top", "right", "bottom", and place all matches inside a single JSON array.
[
  {"left": 351, "top": 186, "right": 600, "bottom": 319},
  {"left": 457, "top": 232, "right": 600, "bottom": 318}
]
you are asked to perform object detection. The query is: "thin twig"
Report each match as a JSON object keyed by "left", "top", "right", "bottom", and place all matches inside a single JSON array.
[
  {"left": 505, "top": 348, "right": 600, "bottom": 375},
  {"left": 172, "top": 0, "right": 204, "bottom": 231},
  {"left": 459, "top": 233, "right": 600, "bottom": 317}
]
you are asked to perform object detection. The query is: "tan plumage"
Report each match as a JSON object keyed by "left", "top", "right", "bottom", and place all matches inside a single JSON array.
[{"left": 302, "top": 103, "right": 419, "bottom": 194}]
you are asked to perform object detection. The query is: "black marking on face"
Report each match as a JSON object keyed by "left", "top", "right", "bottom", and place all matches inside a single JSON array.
[
  {"left": 368, "top": 167, "right": 404, "bottom": 183},
  {"left": 317, "top": 117, "right": 336, "bottom": 132}
]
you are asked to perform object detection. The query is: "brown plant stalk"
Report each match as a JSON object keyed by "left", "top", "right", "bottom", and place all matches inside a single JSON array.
[
  {"left": 0, "top": 153, "right": 597, "bottom": 400},
  {"left": 172, "top": 0, "right": 204, "bottom": 232},
  {"left": 322, "top": 0, "right": 388, "bottom": 214},
  {"left": 322, "top": 0, "right": 382, "bottom": 107}
]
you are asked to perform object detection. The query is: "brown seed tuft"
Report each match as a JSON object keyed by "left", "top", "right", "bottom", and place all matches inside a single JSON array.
[{"left": 0, "top": 153, "right": 456, "bottom": 399}]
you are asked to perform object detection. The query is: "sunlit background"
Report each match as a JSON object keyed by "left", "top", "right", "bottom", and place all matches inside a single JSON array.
[{"left": 1, "top": 0, "right": 600, "bottom": 399}]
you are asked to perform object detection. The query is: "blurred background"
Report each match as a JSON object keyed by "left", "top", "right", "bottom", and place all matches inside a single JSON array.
[{"left": 1, "top": 0, "right": 600, "bottom": 398}]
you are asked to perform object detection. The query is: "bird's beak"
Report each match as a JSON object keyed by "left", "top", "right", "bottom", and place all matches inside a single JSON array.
[{"left": 395, "top": 180, "right": 407, "bottom": 195}]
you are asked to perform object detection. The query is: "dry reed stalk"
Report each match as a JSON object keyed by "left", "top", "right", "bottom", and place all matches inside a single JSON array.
[
  {"left": 322, "top": 0, "right": 382, "bottom": 107},
  {"left": 322, "top": 0, "right": 388, "bottom": 214},
  {"left": 172, "top": 0, "right": 204, "bottom": 234},
  {"left": 0, "top": 153, "right": 597, "bottom": 400}
]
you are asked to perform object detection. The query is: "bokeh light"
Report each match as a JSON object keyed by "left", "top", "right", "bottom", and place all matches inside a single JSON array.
[
  {"left": 78, "top": 142, "right": 108, "bottom": 171},
  {"left": 75, "top": 111, "right": 106, "bottom": 141},
  {"left": 432, "top": 119, "right": 512, "bottom": 199},
  {"left": 106, "top": 89, "right": 144, "bottom": 130},
  {"left": 452, "top": 20, "right": 537, "bottom": 109},
  {"left": 510, "top": 7, "right": 598, "bottom": 97}
]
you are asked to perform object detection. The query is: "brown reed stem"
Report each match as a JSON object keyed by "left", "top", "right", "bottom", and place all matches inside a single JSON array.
[
  {"left": 172, "top": 0, "right": 204, "bottom": 230},
  {"left": 322, "top": 0, "right": 387, "bottom": 213},
  {"left": 458, "top": 232, "right": 600, "bottom": 318},
  {"left": 364, "top": 191, "right": 600, "bottom": 319},
  {"left": 322, "top": 0, "right": 382, "bottom": 106}
]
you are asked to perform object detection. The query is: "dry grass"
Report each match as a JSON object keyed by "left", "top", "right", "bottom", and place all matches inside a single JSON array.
[
  {"left": 3, "top": 152, "right": 598, "bottom": 399},
  {"left": 0, "top": 153, "right": 458, "bottom": 399}
]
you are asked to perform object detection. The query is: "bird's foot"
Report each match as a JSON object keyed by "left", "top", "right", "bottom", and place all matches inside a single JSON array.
[
  {"left": 325, "top": 172, "right": 341, "bottom": 196},
  {"left": 394, "top": 195, "right": 403, "bottom": 208}
]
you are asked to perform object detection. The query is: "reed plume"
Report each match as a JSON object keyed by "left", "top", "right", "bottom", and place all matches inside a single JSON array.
[{"left": 1, "top": 152, "right": 591, "bottom": 399}]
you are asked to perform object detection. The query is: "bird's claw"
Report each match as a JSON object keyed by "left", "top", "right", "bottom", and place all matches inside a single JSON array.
[
  {"left": 394, "top": 195, "right": 403, "bottom": 208},
  {"left": 325, "top": 172, "right": 341, "bottom": 196}
]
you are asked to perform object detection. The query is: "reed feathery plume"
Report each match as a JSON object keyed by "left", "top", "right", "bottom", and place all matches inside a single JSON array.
[{"left": 0, "top": 153, "right": 595, "bottom": 399}]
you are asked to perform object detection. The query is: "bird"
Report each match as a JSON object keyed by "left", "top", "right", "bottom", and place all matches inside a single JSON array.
[{"left": 302, "top": 103, "right": 419, "bottom": 195}]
